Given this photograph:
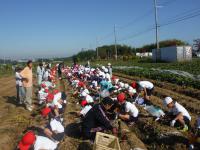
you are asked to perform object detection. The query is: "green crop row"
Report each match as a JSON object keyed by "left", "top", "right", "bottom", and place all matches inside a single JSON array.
[
  {"left": 113, "top": 68, "right": 200, "bottom": 89},
  {"left": 0, "top": 64, "right": 14, "bottom": 78},
  {"left": 91, "top": 58, "right": 200, "bottom": 76}
]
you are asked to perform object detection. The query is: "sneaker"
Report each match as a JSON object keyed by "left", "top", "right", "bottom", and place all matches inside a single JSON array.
[
  {"left": 155, "top": 117, "right": 160, "bottom": 122},
  {"left": 180, "top": 125, "right": 188, "bottom": 132},
  {"left": 26, "top": 106, "right": 33, "bottom": 112},
  {"left": 189, "top": 144, "right": 194, "bottom": 150},
  {"left": 128, "top": 122, "right": 135, "bottom": 127}
]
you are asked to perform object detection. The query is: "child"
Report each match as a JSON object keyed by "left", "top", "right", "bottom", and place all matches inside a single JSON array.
[
  {"left": 17, "top": 131, "right": 58, "bottom": 150},
  {"left": 163, "top": 97, "right": 191, "bottom": 132},
  {"left": 81, "top": 91, "right": 94, "bottom": 104},
  {"left": 134, "top": 81, "right": 154, "bottom": 103},
  {"left": 117, "top": 93, "right": 139, "bottom": 126},
  {"left": 15, "top": 67, "right": 25, "bottom": 104},
  {"left": 41, "top": 107, "right": 65, "bottom": 143},
  {"left": 78, "top": 100, "right": 92, "bottom": 117},
  {"left": 38, "top": 86, "right": 48, "bottom": 105}
]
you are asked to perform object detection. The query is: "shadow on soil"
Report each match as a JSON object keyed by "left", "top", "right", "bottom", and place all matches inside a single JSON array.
[
  {"left": 65, "top": 122, "right": 82, "bottom": 139},
  {"left": 3, "top": 96, "right": 20, "bottom": 106},
  {"left": 77, "top": 142, "right": 93, "bottom": 150}
]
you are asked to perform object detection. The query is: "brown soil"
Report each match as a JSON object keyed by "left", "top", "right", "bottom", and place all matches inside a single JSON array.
[
  {"left": 113, "top": 72, "right": 200, "bottom": 100},
  {"left": 0, "top": 73, "right": 199, "bottom": 150},
  {"left": 113, "top": 72, "right": 200, "bottom": 149}
]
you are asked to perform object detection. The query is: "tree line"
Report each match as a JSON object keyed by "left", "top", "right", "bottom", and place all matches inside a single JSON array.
[{"left": 71, "top": 39, "right": 189, "bottom": 62}]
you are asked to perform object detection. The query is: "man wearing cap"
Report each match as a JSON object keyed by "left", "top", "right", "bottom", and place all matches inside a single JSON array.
[
  {"left": 163, "top": 97, "right": 191, "bottom": 132},
  {"left": 117, "top": 93, "right": 139, "bottom": 126},
  {"left": 20, "top": 60, "right": 33, "bottom": 111},
  {"left": 18, "top": 131, "right": 58, "bottom": 150},
  {"left": 82, "top": 97, "right": 117, "bottom": 140}
]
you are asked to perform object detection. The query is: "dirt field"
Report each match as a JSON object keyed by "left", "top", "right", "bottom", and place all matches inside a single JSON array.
[{"left": 0, "top": 73, "right": 200, "bottom": 150}]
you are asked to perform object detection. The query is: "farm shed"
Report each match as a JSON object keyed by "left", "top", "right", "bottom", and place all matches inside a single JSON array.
[
  {"left": 152, "top": 46, "right": 192, "bottom": 62},
  {"left": 136, "top": 52, "right": 152, "bottom": 57}
]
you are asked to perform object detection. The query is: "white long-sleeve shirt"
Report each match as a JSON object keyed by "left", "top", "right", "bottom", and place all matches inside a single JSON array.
[
  {"left": 37, "top": 66, "right": 44, "bottom": 76},
  {"left": 15, "top": 72, "right": 23, "bottom": 86}
]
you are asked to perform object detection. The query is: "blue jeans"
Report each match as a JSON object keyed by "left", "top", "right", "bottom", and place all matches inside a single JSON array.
[{"left": 16, "top": 85, "right": 25, "bottom": 103}]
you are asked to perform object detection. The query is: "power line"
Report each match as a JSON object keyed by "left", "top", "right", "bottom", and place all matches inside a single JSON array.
[
  {"left": 160, "top": 11, "right": 200, "bottom": 27},
  {"left": 117, "top": 10, "right": 200, "bottom": 43},
  {"left": 118, "top": 6, "right": 200, "bottom": 43},
  {"left": 98, "top": 0, "right": 177, "bottom": 43},
  {"left": 160, "top": 9, "right": 200, "bottom": 27},
  {"left": 159, "top": 0, "right": 178, "bottom": 7},
  {"left": 118, "top": 26, "right": 155, "bottom": 42},
  {"left": 118, "top": 0, "right": 177, "bottom": 30},
  {"left": 118, "top": 9, "right": 153, "bottom": 30},
  {"left": 163, "top": 8, "right": 200, "bottom": 24},
  {"left": 98, "top": 32, "right": 114, "bottom": 41}
]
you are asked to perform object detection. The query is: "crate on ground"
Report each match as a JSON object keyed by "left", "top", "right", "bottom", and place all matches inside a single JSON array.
[{"left": 93, "top": 132, "right": 121, "bottom": 150}]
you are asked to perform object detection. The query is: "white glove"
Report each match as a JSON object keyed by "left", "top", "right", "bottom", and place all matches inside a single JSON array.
[{"left": 170, "top": 120, "right": 176, "bottom": 127}]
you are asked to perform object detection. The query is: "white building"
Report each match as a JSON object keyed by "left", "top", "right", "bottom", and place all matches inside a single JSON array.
[
  {"left": 136, "top": 52, "right": 152, "bottom": 57},
  {"left": 152, "top": 46, "right": 192, "bottom": 62}
]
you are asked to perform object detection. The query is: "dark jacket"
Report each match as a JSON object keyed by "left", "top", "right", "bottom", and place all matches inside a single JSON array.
[{"left": 82, "top": 104, "right": 113, "bottom": 131}]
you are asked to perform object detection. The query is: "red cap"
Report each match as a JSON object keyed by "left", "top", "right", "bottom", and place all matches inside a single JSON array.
[
  {"left": 131, "top": 81, "right": 137, "bottom": 88},
  {"left": 78, "top": 82, "right": 85, "bottom": 87},
  {"left": 53, "top": 89, "right": 59, "bottom": 94},
  {"left": 44, "top": 89, "right": 49, "bottom": 93},
  {"left": 46, "top": 93, "right": 54, "bottom": 102},
  {"left": 18, "top": 131, "right": 36, "bottom": 150},
  {"left": 41, "top": 83, "right": 46, "bottom": 88},
  {"left": 41, "top": 107, "right": 51, "bottom": 117},
  {"left": 81, "top": 100, "right": 88, "bottom": 107},
  {"left": 111, "top": 76, "right": 117, "bottom": 80},
  {"left": 117, "top": 93, "right": 126, "bottom": 103}
]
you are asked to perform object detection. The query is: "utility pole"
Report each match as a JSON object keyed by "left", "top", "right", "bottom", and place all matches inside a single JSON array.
[
  {"left": 96, "top": 37, "right": 99, "bottom": 59},
  {"left": 154, "top": 0, "right": 160, "bottom": 62},
  {"left": 114, "top": 24, "right": 118, "bottom": 60}
]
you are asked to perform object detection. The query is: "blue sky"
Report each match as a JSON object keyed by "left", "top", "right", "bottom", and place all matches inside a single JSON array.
[{"left": 0, "top": 0, "right": 200, "bottom": 59}]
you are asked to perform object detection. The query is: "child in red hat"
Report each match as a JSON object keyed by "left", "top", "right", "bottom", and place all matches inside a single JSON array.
[{"left": 117, "top": 93, "right": 139, "bottom": 126}]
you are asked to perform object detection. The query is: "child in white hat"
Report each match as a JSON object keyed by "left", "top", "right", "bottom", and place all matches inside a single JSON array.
[{"left": 163, "top": 97, "right": 191, "bottom": 132}]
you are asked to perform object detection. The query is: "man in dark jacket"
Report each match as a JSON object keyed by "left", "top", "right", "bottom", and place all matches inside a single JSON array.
[
  {"left": 57, "top": 63, "right": 64, "bottom": 79},
  {"left": 82, "top": 97, "right": 117, "bottom": 140}
]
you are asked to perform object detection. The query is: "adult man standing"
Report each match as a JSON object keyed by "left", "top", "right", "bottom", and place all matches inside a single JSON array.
[
  {"left": 20, "top": 60, "right": 33, "bottom": 111},
  {"left": 57, "top": 62, "right": 64, "bottom": 79},
  {"left": 36, "top": 63, "right": 44, "bottom": 85}
]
